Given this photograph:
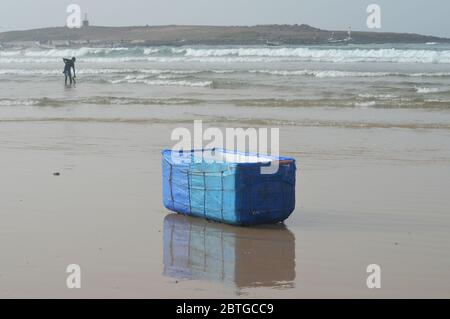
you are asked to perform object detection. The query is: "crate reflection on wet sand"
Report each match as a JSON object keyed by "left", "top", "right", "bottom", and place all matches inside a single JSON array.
[{"left": 163, "top": 214, "right": 296, "bottom": 289}]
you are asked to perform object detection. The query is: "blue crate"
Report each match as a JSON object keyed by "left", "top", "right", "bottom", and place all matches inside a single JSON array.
[{"left": 162, "top": 148, "right": 296, "bottom": 226}]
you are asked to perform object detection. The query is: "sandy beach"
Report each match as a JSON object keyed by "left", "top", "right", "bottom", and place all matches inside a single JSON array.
[
  {"left": 1, "top": 43, "right": 450, "bottom": 298},
  {"left": 1, "top": 119, "right": 449, "bottom": 298}
]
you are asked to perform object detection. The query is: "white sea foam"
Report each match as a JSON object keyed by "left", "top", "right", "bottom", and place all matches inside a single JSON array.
[
  {"left": 174, "top": 47, "right": 450, "bottom": 63},
  {"left": 409, "top": 72, "right": 450, "bottom": 77},
  {"left": 0, "top": 68, "right": 137, "bottom": 75},
  {"left": 110, "top": 76, "right": 212, "bottom": 87},
  {"left": 0, "top": 68, "right": 201, "bottom": 76},
  {"left": 140, "top": 69, "right": 201, "bottom": 75},
  {"left": 0, "top": 69, "right": 60, "bottom": 75},
  {"left": 250, "top": 70, "right": 392, "bottom": 77},
  {"left": 156, "top": 74, "right": 189, "bottom": 79},
  {"left": 0, "top": 99, "right": 38, "bottom": 106},
  {"left": 2, "top": 67, "right": 450, "bottom": 79},
  {"left": 358, "top": 93, "right": 397, "bottom": 99},
  {"left": 414, "top": 87, "right": 444, "bottom": 94},
  {"left": 1, "top": 46, "right": 450, "bottom": 63},
  {"left": 355, "top": 101, "right": 377, "bottom": 108},
  {"left": 251, "top": 69, "right": 450, "bottom": 78}
]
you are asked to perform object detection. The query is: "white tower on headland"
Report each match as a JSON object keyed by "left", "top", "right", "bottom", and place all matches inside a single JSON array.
[{"left": 82, "top": 13, "right": 89, "bottom": 27}]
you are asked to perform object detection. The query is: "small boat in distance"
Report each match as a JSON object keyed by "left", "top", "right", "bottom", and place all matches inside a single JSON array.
[
  {"left": 328, "top": 27, "right": 353, "bottom": 45},
  {"left": 265, "top": 40, "right": 283, "bottom": 46}
]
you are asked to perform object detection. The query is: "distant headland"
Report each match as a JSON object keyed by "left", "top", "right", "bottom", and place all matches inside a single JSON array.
[{"left": 0, "top": 24, "right": 448, "bottom": 48}]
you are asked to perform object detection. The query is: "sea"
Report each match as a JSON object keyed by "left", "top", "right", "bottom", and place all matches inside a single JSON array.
[{"left": 0, "top": 43, "right": 450, "bottom": 130}]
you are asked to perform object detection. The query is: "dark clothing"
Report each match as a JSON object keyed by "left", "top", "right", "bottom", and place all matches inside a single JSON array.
[
  {"left": 64, "top": 69, "right": 72, "bottom": 85},
  {"left": 63, "top": 58, "right": 76, "bottom": 85},
  {"left": 63, "top": 58, "right": 75, "bottom": 73}
]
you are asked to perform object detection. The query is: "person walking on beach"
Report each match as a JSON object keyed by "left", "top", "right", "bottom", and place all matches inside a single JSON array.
[{"left": 63, "top": 57, "right": 76, "bottom": 85}]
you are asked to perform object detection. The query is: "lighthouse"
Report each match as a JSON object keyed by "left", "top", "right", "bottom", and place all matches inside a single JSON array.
[{"left": 82, "top": 13, "right": 89, "bottom": 27}]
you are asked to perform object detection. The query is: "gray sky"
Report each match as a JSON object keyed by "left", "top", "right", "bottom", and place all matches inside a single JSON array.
[{"left": 0, "top": 0, "right": 449, "bottom": 37}]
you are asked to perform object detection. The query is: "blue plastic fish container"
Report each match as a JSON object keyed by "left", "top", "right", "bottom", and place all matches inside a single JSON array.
[{"left": 161, "top": 149, "right": 296, "bottom": 226}]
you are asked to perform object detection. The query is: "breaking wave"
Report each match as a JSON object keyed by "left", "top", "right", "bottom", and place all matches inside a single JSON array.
[
  {"left": 2, "top": 46, "right": 450, "bottom": 63},
  {"left": 109, "top": 75, "right": 213, "bottom": 87},
  {"left": 1, "top": 96, "right": 449, "bottom": 110},
  {"left": 2, "top": 68, "right": 450, "bottom": 79},
  {"left": 0, "top": 97, "right": 203, "bottom": 107},
  {"left": 248, "top": 70, "right": 450, "bottom": 78},
  {"left": 1, "top": 116, "right": 449, "bottom": 130},
  {"left": 414, "top": 86, "right": 447, "bottom": 94}
]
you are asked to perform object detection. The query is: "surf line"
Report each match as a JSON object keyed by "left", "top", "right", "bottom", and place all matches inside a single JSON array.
[{"left": 176, "top": 303, "right": 210, "bottom": 317}]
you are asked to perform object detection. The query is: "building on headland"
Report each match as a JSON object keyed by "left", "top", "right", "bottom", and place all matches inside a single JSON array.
[{"left": 82, "top": 14, "right": 89, "bottom": 28}]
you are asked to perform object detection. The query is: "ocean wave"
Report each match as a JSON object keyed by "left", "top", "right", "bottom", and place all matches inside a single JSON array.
[
  {"left": 0, "top": 68, "right": 205, "bottom": 76},
  {"left": 230, "top": 97, "right": 450, "bottom": 110},
  {"left": 1, "top": 116, "right": 448, "bottom": 130},
  {"left": 1, "top": 96, "right": 449, "bottom": 110},
  {"left": 109, "top": 76, "right": 213, "bottom": 87},
  {"left": 0, "top": 68, "right": 138, "bottom": 75},
  {"left": 414, "top": 86, "right": 447, "bottom": 94},
  {"left": 249, "top": 70, "right": 450, "bottom": 78},
  {"left": 0, "top": 97, "right": 203, "bottom": 107},
  {"left": 358, "top": 93, "right": 398, "bottom": 99},
  {"left": 2, "top": 46, "right": 450, "bottom": 63},
  {"left": 80, "top": 97, "right": 203, "bottom": 105},
  {"left": 355, "top": 101, "right": 377, "bottom": 108},
  {"left": 2, "top": 67, "right": 450, "bottom": 79},
  {"left": 249, "top": 70, "right": 388, "bottom": 77},
  {"left": 220, "top": 118, "right": 450, "bottom": 130},
  {"left": 175, "top": 47, "right": 450, "bottom": 63},
  {"left": 0, "top": 98, "right": 39, "bottom": 106}
]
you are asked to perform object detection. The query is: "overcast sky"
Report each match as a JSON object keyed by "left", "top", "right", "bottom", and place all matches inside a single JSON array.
[{"left": 0, "top": 0, "right": 448, "bottom": 37}]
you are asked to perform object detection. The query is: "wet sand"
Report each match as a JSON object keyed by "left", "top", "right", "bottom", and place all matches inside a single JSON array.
[{"left": 1, "top": 121, "right": 449, "bottom": 298}]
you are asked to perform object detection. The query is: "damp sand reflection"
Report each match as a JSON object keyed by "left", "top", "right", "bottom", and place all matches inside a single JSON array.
[{"left": 163, "top": 214, "right": 296, "bottom": 291}]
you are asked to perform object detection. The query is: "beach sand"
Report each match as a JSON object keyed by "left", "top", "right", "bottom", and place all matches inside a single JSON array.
[{"left": 1, "top": 120, "right": 449, "bottom": 298}]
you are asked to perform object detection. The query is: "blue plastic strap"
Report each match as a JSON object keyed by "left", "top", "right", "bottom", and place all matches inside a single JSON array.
[
  {"left": 220, "top": 170, "right": 224, "bottom": 222},
  {"left": 203, "top": 172, "right": 206, "bottom": 218},
  {"left": 169, "top": 163, "right": 174, "bottom": 205},
  {"left": 187, "top": 170, "right": 192, "bottom": 214}
]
